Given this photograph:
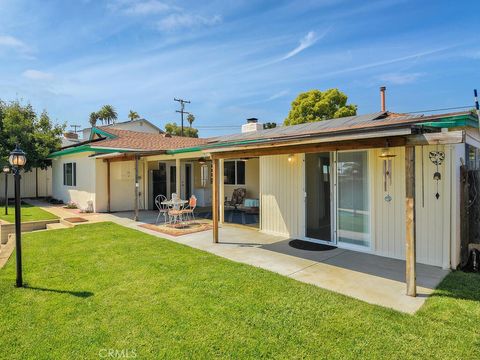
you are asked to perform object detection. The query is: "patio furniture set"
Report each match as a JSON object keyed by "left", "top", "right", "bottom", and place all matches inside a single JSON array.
[{"left": 155, "top": 193, "right": 197, "bottom": 226}]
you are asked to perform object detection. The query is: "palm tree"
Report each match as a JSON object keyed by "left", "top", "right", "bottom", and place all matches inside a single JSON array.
[
  {"left": 89, "top": 112, "right": 99, "bottom": 127},
  {"left": 187, "top": 113, "right": 195, "bottom": 128},
  {"left": 99, "top": 105, "right": 117, "bottom": 125},
  {"left": 128, "top": 110, "right": 140, "bottom": 121}
]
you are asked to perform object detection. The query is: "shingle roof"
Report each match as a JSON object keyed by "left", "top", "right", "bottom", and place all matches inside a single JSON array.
[{"left": 93, "top": 127, "right": 208, "bottom": 151}]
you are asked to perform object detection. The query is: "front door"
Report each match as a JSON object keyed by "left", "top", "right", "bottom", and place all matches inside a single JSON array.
[
  {"left": 152, "top": 163, "right": 167, "bottom": 206},
  {"left": 185, "top": 163, "right": 192, "bottom": 200},
  {"left": 305, "top": 152, "right": 333, "bottom": 242}
]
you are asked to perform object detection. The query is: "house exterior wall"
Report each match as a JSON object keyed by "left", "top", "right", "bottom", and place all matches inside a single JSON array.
[
  {"left": 52, "top": 152, "right": 97, "bottom": 211},
  {"left": 259, "top": 146, "right": 453, "bottom": 268},
  {"left": 0, "top": 167, "right": 52, "bottom": 199},
  {"left": 259, "top": 154, "right": 304, "bottom": 237},
  {"left": 109, "top": 160, "right": 146, "bottom": 212}
]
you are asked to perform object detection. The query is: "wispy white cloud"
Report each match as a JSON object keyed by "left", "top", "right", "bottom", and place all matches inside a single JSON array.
[
  {"left": 378, "top": 72, "right": 424, "bottom": 85},
  {"left": 157, "top": 13, "right": 222, "bottom": 31},
  {"left": 266, "top": 90, "right": 289, "bottom": 101},
  {"left": 280, "top": 31, "right": 318, "bottom": 61},
  {"left": 0, "top": 34, "right": 29, "bottom": 52},
  {"left": 22, "top": 69, "right": 54, "bottom": 80},
  {"left": 113, "top": 0, "right": 173, "bottom": 15}
]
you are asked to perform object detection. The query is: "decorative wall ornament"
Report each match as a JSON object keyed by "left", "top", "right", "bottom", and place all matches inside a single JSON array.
[
  {"left": 429, "top": 146, "right": 445, "bottom": 199},
  {"left": 378, "top": 142, "right": 396, "bottom": 202}
]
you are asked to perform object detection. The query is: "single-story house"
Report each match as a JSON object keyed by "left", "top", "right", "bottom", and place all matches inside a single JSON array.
[{"left": 48, "top": 109, "right": 479, "bottom": 296}]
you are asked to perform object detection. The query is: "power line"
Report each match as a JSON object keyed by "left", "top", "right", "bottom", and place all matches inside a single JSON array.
[
  {"left": 174, "top": 98, "right": 191, "bottom": 136},
  {"left": 403, "top": 105, "right": 472, "bottom": 114}
]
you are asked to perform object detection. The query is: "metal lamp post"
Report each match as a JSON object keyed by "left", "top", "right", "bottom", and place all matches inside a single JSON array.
[
  {"left": 3, "top": 165, "right": 10, "bottom": 215},
  {"left": 9, "top": 145, "right": 27, "bottom": 288}
]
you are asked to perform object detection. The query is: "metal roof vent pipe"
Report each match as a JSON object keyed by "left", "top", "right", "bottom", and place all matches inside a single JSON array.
[
  {"left": 380, "top": 86, "right": 386, "bottom": 112},
  {"left": 242, "top": 117, "right": 263, "bottom": 133}
]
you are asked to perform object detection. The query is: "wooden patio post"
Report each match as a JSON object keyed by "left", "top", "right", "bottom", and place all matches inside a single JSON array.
[
  {"left": 212, "top": 158, "right": 219, "bottom": 243},
  {"left": 219, "top": 159, "right": 224, "bottom": 223},
  {"left": 405, "top": 145, "right": 417, "bottom": 296},
  {"left": 134, "top": 156, "right": 139, "bottom": 221},
  {"left": 107, "top": 159, "right": 111, "bottom": 213}
]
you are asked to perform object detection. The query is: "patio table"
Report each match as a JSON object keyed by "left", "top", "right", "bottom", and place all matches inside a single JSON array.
[{"left": 161, "top": 199, "right": 188, "bottom": 207}]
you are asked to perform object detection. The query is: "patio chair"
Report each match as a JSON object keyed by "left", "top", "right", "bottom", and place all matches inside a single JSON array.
[
  {"left": 181, "top": 195, "right": 197, "bottom": 222},
  {"left": 225, "top": 188, "right": 246, "bottom": 211},
  {"left": 154, "top": 194, "right": 169, "bottom": 224},
  {"left": 168, "top": 206, "right": 184, "bottom": 225}
]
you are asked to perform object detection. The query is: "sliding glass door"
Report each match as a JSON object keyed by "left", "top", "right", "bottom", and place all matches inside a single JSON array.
[{"left": 336, "top": 151, "right": 371, "bottom": 249}]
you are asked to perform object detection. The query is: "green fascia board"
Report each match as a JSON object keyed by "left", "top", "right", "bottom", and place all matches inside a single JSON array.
[
  {"left": 48, "top": 145, "right": 132, "bottom": 158},
  {"left": 89, "top": 127, "right": 117, "bottom": 140}
]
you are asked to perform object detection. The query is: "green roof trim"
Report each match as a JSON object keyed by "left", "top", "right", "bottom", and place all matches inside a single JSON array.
[
  {"left": 416, "top": 114, "right": 478, "bottom": 128},
  {"left": 89, "top": 127, "right": 117, "bottom": 140},
  {"left": 48, "top": 145, "right": 133, "bottom": 158}
]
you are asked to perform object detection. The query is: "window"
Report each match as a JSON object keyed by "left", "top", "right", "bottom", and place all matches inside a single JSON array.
[
  {"left": 224, "top": 160, "right": 245, "bottom": 185},
  {"left": 63, "top": 162, "right": 76, "bottom": 186}
]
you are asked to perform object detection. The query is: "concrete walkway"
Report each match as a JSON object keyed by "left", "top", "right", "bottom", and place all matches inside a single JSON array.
[{"left": 28, "top": 200, "right": 449, "bottom": 314}]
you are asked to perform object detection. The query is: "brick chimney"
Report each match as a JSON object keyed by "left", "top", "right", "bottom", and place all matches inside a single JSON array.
[
  {"left": 380, "top": 86, "right": 386, "bottom": 112},
  {"left": 64, "top": 131, "right": 78, "bottom": 140}
]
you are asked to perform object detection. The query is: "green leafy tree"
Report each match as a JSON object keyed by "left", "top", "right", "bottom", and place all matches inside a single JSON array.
[
  {"left": 263, "top": 122, "right": 277, "bottom": 129},
  {"left": 284, "top": 89, "right": 357, "bottom": 126},
  {"left": 0, "top": 100, "right": 64, "bottom": 170},
  {"left": 128, "top": 110, "right": 140, "bottom": 121},
  {"left": 98, "top": 105, "right": 117, "bottom": 125},
  {"left": 165, "top": 122, "right": 199, "bottom": 138},
  {"left": 89, "top": 112, "right": 99, "bottom": 127},
  {"left": 186, "top": 113, "right": 195, "bottom": 128}
]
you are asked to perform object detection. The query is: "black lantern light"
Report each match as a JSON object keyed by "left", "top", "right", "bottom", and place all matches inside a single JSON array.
[{"left": 9, "top": 144, "right": 26, "bottom": 287}]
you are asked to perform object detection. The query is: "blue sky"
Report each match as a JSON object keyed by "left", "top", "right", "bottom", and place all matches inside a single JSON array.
[{"left": 0, "top": 0, "right": 479, "bottom": 137}]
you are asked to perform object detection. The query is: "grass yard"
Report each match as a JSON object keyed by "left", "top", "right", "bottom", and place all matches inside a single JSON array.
[
  {"left": 0, "top": 222, "right": 479, "bottom": 359},
  {"left": 0, "top": 203, "right": 59, "bottom": 223}
]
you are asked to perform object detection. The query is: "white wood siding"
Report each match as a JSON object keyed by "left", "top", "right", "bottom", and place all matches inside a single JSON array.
[
  {"left": 260, "top": 154, "right": 304, "bottom": 237},
  {"left": 261, "top": 146, "right": 452, "bottom": 267}
]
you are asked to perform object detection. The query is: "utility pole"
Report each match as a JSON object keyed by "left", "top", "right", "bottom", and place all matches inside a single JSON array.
[
  {"left": 71, "top": 124, "right": 81, "bottom": 134},
  {"left": 174, "top": 98, "right": 191, "bottom": 137}
]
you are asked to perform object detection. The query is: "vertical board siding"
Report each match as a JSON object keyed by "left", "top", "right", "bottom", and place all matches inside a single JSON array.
[
  {"left": 372, "top": 147, "right": 406, "bottom": 260},
  {"left": 371, "top": 146, "right": 446, "bottom": 266},
  {"left": 260, "top": 154, "right": 303, "bottom": 237},
  {"left": 260, "top": 146, "right": 449, "bottom": 267},
  {"left": 414, "top": 145, "right": 447, "bottom": 266},
  {"left": 0, "top": 168, "right": 52, "bottom": 198}
]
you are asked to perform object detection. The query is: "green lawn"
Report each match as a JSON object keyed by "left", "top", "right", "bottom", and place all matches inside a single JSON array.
[
  {"left": 0, "top": 203, "right": 59, "bottom": 223},
  {"left": 0, "top": 223, "right": 479, "bottom": 359}
]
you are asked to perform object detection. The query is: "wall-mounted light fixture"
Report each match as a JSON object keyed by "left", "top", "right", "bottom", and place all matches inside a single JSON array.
[{"left": 287, "top": 154, "right": 294, "bottom": 163}]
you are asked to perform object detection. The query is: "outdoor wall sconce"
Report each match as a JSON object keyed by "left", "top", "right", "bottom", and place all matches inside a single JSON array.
[
  {"left": 198, "top": 157, "right": 207, "bottom": 165},
  {"left": 287, "top": 154, "right": 294, "bottom": 163},
  {"left": 378, "top": 141, "right": 396, "bottom": 202}
]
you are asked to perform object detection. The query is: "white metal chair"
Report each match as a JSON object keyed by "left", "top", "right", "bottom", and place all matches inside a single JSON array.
[{"left": 155, "top": 194, "right": 169, "bottom": 224}]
